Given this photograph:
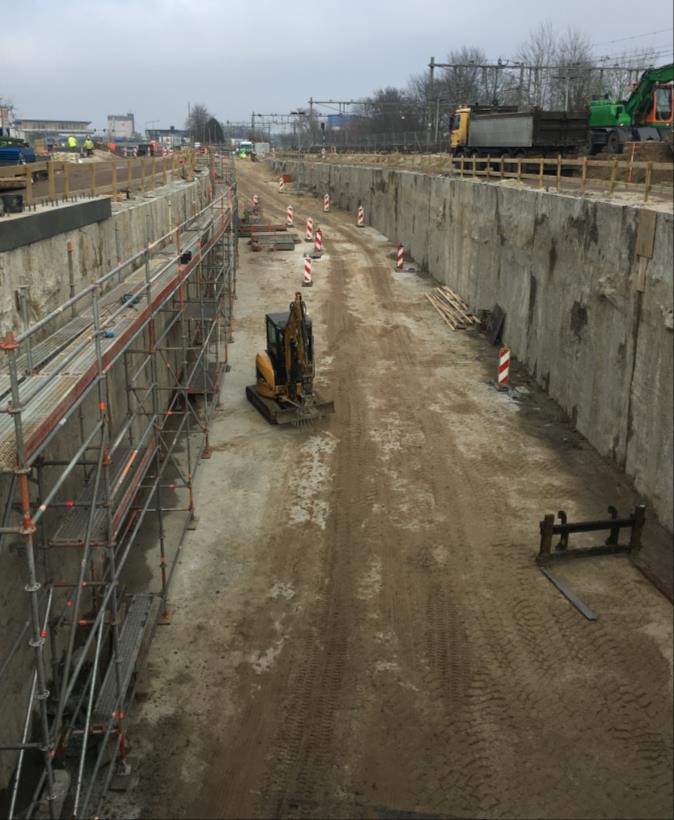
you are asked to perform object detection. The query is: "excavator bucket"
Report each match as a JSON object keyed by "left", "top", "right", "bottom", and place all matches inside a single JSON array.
[{"left": 245, "top": 385, "right": 334, "bottom": 425}]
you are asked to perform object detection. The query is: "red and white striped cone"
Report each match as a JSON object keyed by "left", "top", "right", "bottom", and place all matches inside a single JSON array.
[
  {"left": 286, "top": 205, "right": 294, "bottom": 227},
  {"left": 497, "top": 347, "right": 510, "bottom": 389},
  {"left": 357, "top": 205, "right": 365, "bottom": 227},
  {"left": 323, "top": 193, "right": 330, "bottom": 212},
  {"left": 304, "top": 217, "right": 314, "bottom": 243},
  {"left": 279, "top": 176, "right": 285, "bottom": 193},
  {"left": 396, "top": 243, "right": 405, "bottom": 271},
  {"left": 312, "top": 228, "right": 323, "bottom": 259},
  {"left": 302, "top": 256, "right": 313, "bottom": 287}
]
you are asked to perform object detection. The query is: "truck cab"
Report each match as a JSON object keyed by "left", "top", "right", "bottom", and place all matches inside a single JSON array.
[{"left": 450, "top": 107, "right": 471, "bottom": 151}]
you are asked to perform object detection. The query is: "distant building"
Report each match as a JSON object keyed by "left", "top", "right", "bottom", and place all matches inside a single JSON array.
[
  {"left": 146, "top": 126, "right": 190, "bottom": 148},
  {"left": 326, "top": 113, "right": 357, "bottom": 130},
  {"left": 0, "top": 105, "right": 13, "bottom": 132},
  {"left": 14, "top": 119, "right": 92, "bottom": 140},
  {"left": 107, "top": 113, "right": 135, "bottom": 139}
]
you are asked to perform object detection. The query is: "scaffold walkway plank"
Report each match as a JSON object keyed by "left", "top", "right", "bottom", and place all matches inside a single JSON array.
[{"left": 93, "top": 593, "right": 154, "bottom": 724}]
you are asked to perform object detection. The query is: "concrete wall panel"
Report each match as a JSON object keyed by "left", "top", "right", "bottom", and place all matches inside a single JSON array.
[{"left": 273, "top": 159, "right": 673, "bottom": 530}]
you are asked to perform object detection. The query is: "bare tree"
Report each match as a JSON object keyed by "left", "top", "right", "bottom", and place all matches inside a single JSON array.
[
  {"left": 185, "top": 103, "right": 211, "bottom": 143},
  {"left": 362, "top": 87, "right": 423, "bottom": 135},
  {"left": 517, "top": 21, "right": 559, "bottom": 108},
  {"left": 590, "top": 46, "right": 663, "bottom": 102},
  {"left": 543, "top": 27, "right": 595, "bottom": 110}
]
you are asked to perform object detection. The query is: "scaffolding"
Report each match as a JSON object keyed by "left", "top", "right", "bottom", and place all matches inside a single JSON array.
[{"left": 0, "top": 153, "right": 238, "bottom": 818}]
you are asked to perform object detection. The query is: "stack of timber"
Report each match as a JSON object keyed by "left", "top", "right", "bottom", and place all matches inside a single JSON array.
[
  {"left": 239, "top": 222, "right": 287, "bottom": 237},
  {"left": 426, "top": 286, "right": 480, "bottom": 331}
]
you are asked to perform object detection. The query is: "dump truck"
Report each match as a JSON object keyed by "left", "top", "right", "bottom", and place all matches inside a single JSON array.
[
  {"left": 588, "top": 63, "right": 673, "bottom": 153},
  {"left": 450, "top": 108, "right": 588, "bottom": 156}
]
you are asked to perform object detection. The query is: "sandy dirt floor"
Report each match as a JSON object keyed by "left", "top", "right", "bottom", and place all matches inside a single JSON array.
[{"left": 107, "top": 158, "right": 673, "bottom": 820}]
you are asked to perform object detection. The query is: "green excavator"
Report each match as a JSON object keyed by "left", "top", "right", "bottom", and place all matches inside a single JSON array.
[{"left": 588, "top": 63, "right": 673, "bottom": 153}]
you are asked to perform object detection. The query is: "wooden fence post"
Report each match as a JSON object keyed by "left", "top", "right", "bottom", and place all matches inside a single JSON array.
[
  {"left": 538, "top": 158, "right": 544, "bottom": 188},
  {"left": 644, "top": 161, "right": 653, "bottom": 202},
  {"left": 608, "top": 157, "right": 618, "bottom": 198},
  {"left": 127, "top": 159, "right": 132, "bottom": 192},
  {"left": 151, "top": 155, "right": 156, "bottom": 190},
  {"left": 517, "top": 157, "right": 522, "bottom": 182},
  {"left": 141, "top": 157, "right": 146, "bottom": 193},
  {"left": 25, "top": 164, "right": 33, "bottom": 207},
  {"left": 63, "top": 163, "right": 70, "bottom": 200},
  {"left": 111, "top": 160, "right": 117, "bottom": 198},
  {"left": 556, "top": 155, "right": 562, "bottom": 191},
  {"left": 47, "top": 160, "right": 56, "bottom": 202},
  {"left": 581, "top": 156, "right": 588, "bottom": 191}
]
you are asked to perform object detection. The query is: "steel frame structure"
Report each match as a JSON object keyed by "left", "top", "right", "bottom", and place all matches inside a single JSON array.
[{"left": 0, "top": 153, "right": 237, "bottom": 818}]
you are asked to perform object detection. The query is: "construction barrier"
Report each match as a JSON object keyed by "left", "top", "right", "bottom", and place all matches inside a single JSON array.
[
  {"left": 323, "top": 193, "right": 330, "bottom": 212},
  {"left": 498, "top": 347, "right": 510, "bottom": 388},
  {"left": 312, "top": 228, "right": 323, "bottom": 258},
  {"left": 396, "top": 243, "right": 404, "bottom": 270},
  {"left": 279, "top": 176, "right": 285, "bottom": 193},
  {"left": 302, "top": 255, "right": 313, "bottom": 287},
  {"left": 305, "top": 217, "right": 314, "bottom": 242},
  {"left": 286, "top": 205, "right": 294, "bottom": 226},
  {"left": 357, "top": 205, "right": 365, "bottom": 227}
]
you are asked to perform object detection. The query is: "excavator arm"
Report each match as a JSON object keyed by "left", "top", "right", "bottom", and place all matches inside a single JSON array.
[{"left": 283, "top": 292, "right": 313, "bottom": 400}]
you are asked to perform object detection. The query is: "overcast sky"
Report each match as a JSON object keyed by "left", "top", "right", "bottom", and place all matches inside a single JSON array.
[{"left": 2, "top": 0, "right": 672, "bottom": 131}]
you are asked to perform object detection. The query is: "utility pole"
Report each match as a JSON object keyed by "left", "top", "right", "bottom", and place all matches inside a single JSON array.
[
  {"left": 427, "top": 56, "right": 435, "bottom": 149},
  {"left": 251, "top": 111, "right": 255, "bottom": 140}
]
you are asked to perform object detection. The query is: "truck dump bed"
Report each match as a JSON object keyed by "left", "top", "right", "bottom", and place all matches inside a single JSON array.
[{"left": 469, "top": 111, "right": 588, "bottom": 150}]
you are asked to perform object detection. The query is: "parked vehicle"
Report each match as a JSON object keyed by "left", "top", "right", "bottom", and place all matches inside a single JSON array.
[
  {"left": 450, "top": 108, "right": 588, "bottom": 156},
  {"left": 588, "top": 63, "right": 673, "bottom": 153}
]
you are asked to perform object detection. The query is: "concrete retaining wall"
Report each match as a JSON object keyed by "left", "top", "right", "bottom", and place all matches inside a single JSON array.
[
  {"left": 273, "top": 159, "right": 673, "bottom": 531},
  {"left": 0, "top": 175, "right": 210, "bottom": 334}
]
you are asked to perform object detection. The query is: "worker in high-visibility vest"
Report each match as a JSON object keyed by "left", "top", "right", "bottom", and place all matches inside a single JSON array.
[
  {"left": 67, "top": 135, "right": 78, "bottom": 150},
  {"left": 83, "top": 137, "right": 95, "bottom": 157}
]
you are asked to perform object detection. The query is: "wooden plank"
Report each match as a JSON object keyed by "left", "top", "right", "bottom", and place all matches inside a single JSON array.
[
  {"left": 636, "top": 209, "right": 657, "bottom": 259},
  {"left": 429, "top": 291, "right": 464, "bottom": 328},
  {"left": 426, "top": 293, "right": 458, "bottom": 330},
  {"left": 437, "top": 287, "right": 480, "bottom": 327},
  {"left": 432, "top": 290, "right": 467, "bottom": 328}
]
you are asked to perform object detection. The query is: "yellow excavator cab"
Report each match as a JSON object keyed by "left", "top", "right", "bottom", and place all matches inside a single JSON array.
[{"left": 246, "top": 293, "right": 334, "bottom": 425}]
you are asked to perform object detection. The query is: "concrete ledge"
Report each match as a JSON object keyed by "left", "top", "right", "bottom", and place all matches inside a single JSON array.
[{"left": 0, "top": 198, "right": 112, "bottom": 252}]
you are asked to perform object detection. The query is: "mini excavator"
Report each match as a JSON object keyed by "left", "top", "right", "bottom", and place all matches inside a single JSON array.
[{"left": 246, "top": 292, "right": 335, "bottom": 425}]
